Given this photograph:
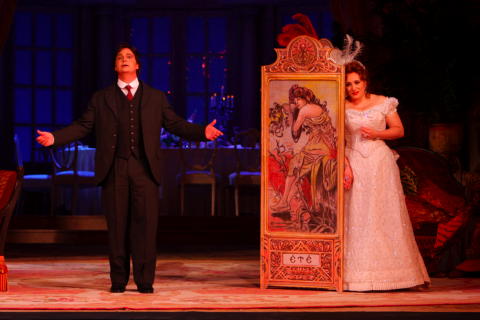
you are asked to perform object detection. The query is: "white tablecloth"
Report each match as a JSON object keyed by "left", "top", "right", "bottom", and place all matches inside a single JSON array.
[{"left": 63, "top": 146, "right": 101, "bottom": 215}]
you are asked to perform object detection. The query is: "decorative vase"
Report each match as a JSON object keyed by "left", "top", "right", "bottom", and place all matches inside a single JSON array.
[{"left": 428, "top": 123, "right": 463, "bottom": 155}]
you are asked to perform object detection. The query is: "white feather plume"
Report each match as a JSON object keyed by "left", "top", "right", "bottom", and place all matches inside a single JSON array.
[{"left": 329, "top": 34, "right": 363, "bottom": 65}]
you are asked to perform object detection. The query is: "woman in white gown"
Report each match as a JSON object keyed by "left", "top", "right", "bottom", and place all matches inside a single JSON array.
[{"left": 343, "top": 61, "right": 430, "bottom": 291}]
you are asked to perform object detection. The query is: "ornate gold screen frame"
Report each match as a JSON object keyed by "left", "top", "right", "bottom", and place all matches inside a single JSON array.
[{"left": 260, "top": 36, "right": 345, "bottom": 291}]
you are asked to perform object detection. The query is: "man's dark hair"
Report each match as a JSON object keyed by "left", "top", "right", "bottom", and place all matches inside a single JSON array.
[{"left": 114, "top": 43, "right": 141, "bottom": 74}]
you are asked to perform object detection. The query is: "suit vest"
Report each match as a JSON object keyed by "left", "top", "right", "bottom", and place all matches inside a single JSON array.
[{"left": 115, "top": 84, "right": 144, "bottom": 159}]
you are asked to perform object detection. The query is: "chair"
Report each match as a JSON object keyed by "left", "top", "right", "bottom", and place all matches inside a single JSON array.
[
  {"left": 15, "top": 135, "right": 53, "bottom": 215},
  {"left": 50, "top": 141, "right": 96, "bottom": 215},
  {"left": 395, "top": 146, "right": 477, "bottom": 274},
  {"left": 228, "top": 128, "right": 260, "bottom": 217},
  {"left": 20, "top": 145, "right": 53, "bottom": 206},
  {"left": 177, "top": 140, "right": 219, "bottom": 216},
  {"left": 0, "top": 135, "right": 24, "bottom": 291}
]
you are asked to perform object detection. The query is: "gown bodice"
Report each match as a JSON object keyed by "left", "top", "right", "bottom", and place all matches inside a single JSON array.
[{"left": 345, "top": 97, "right": 398, "bottom": 158}]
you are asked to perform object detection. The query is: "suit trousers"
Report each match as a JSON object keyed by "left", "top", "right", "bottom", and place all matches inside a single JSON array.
[{"left": 102, "top": 156, "right": 159, "bottom": 287}]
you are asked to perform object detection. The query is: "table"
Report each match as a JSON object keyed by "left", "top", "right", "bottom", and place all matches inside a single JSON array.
[
  {"left": 158, "top": 146, "right": 259, "bottom": 216},
  {"left": 65, "top": 146, "right": 259, "bottom": 216}
]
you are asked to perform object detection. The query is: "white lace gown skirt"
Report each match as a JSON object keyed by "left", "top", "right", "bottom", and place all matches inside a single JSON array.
[{"left": 344, "top": 145, "right": 430, "bottom": 291}]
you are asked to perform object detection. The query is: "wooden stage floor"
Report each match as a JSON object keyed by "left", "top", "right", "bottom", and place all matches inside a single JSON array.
[{"left": 0, "top": 244, "right": 479, "bottom": 319}]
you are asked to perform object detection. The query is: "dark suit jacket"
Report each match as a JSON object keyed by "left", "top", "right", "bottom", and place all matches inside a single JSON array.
[{"left": 52, "top": 82, "right": 206, "bottom": 185}]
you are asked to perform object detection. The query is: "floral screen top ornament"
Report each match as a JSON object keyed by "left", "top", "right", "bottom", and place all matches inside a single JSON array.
[{"left": 276, "top": 13, "right": 363, "bottom": 68}]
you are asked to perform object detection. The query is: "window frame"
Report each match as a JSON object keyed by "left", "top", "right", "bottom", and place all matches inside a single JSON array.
[{"left": 11, "top": 7, "right": 78, "bottom": 163}]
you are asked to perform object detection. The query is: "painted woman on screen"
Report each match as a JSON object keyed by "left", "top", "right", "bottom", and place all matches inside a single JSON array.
[{"left": 270, "top": 84, "right": 337, "bottom": 233}]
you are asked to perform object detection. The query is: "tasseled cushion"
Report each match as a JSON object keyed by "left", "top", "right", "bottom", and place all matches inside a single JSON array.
[
  {"left": 0, "top": 256, "right": 7, "bottom": 292},
  {"left": 0, "top": 171, "right": 17, "bottom": 292}
]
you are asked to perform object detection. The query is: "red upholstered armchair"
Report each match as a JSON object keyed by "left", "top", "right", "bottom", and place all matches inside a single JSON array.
[
  {"left": 0, "top": 136, "right": 24, "bottom": 291},
  {"left": 395, "top": 146, "right": 476, "bottom": 274}
]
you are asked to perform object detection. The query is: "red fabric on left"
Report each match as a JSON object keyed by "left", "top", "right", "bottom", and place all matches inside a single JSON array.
[{"left": 0, "top": 170, "right": 16, "bottom": 212}]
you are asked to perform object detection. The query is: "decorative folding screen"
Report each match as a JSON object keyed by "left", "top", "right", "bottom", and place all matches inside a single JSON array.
[{"left": 260, "top": 36, "right": 345, "bottom": 291}]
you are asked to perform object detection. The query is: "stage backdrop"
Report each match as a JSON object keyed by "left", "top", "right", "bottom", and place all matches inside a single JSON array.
[{"left": 260, "top": 36, "right": 345, "bottom": 291}]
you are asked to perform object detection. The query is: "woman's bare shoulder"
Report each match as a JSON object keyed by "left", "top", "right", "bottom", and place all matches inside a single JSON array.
[
  {"left": 303, "top": 103, "right": 322, "bottom": 111},
  {"left": 370, "top": 94, "right": 387, "bottom": 103}
]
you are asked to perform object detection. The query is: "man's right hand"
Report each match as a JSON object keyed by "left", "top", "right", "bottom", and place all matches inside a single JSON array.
[{"left": 36, "top": 129, "right": 54, "bottom": 147}]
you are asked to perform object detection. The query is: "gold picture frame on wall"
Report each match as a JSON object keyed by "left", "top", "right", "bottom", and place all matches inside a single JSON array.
[{"left": 260, "top": 36, "right": 345, "bottom": 291}]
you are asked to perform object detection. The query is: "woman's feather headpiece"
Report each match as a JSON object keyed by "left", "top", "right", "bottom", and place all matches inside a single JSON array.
[{"left": 329, "top": 34, "right": 363, "bottom": 66}]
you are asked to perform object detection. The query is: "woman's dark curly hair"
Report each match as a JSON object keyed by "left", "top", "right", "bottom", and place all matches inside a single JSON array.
[
  {"left": 345, "top": 61, "right": 370, "bottom": 100},
  {"left": 288, "top": 84, "right": 326, "bottom": 112}
]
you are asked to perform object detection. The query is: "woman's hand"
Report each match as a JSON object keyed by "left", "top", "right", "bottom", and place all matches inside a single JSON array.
[
  {"left": 344, "top": 163, "right": 354, "bottom": 190},
  {"left": 360, "top": 126, "right": 379, "bottom": 140},
  {"left": 360, "top": 111, "right": 405, "bottom": 141}
]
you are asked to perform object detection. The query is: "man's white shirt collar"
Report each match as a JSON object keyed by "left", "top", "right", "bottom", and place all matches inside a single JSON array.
[{"left": 118, "top": 78, "right": 139, "bottom": 96}]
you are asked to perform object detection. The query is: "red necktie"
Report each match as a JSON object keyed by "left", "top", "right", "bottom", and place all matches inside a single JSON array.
[{"left": 125, "top": 85, "right": 133, "bottom": 101}]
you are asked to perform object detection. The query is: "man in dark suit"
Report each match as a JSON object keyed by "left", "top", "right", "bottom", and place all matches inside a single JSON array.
[{"left": 36, "top": 44, "right": 223, "bottom": 294}]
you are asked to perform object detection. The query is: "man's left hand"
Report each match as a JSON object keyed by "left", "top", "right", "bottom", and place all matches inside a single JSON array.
[{"left": 205, "top": 119, "right": 224, "bottom": 140}]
